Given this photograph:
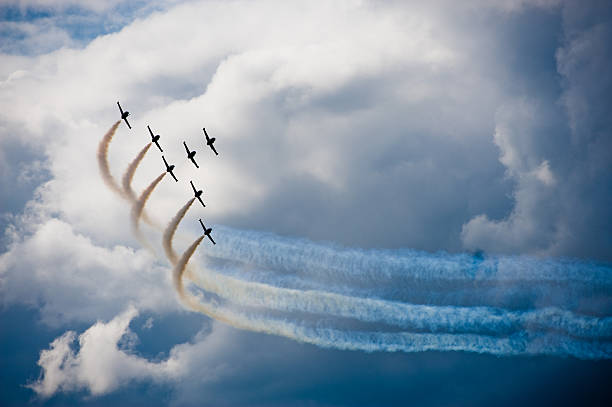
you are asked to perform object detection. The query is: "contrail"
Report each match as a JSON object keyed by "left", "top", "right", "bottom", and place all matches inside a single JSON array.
[
  {"left": 122, "top": 143, "right": 152, "bottom": 202},
  {"left": 173, "top": 236, "right": 612, "bottom": 359},
  {"left": 163, "top": 198, "right": 195, "bottom": 265},
  {"left": 131, "top": 172, "right": 166, "bottom": 243},
  {"left": 97, "top": 121, "right": 125, "bottom": 197}
]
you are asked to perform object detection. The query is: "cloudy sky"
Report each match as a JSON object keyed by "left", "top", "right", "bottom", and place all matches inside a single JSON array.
[{"left": 1, "top": 0, "right": 611, "bottom": 405}]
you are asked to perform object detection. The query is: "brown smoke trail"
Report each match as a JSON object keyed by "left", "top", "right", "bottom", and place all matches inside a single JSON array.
[
  {"left": 163, "top": 198, "right": 196, "bottom": 265},
  {"left": 131, "top": 172, "right": 166, "bottom": 243},
  {"left": 97, "top": 121, "right": 124, "bottom": 197},
  {"left": 173, "top": 235, "right": 250, "bottom": 328},
  {"left": 122, "top": 142, "right": 157, "bottom": 226},
  {"left": 122, "top": 142, "right": 152, "bottom": 202}
]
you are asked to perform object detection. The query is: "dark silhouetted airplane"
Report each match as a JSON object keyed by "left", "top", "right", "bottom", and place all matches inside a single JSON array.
[
  {"left": 162, "top": 155, "right": 178, "bottom": 182},
  {"left": 183, "top": 141, "right": 199, "bottom": 168},
  {"left": 190, "top": 180, "right": 205, "bottom": 207},
  {"left": 202, "top": 127, "right": 218, "bottom": 156},
  {"left": 117, "top": 101, "right": 131, "bottom": 129},
  {"left": 148, "top": 125, "right": 163, "bottom": 152},
  {"left": 199, "top": 219, "right": 216, "bottom": 244}
]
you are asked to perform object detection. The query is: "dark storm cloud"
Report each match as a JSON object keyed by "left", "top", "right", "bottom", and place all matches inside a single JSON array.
[{"left": 463, "top": 1, "right": 612, "bottom": 261}]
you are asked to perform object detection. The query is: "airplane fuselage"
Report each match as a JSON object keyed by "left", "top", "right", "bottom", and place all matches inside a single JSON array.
[
  {"left": 188, "top": 151, "right": 196, "bottom": 159},
  {"left": 122, "top": 112, "right": 129, "bottom": 119},
  {"left": 207, "top": 138, "right": 215, "bottom": 145},
  {"left": 195, "top": 190, "right": 202, "bottom": 198},
  {"left": 152, "top": 135, "right": 160, "bottom": 142},
  {"left": 166, "top": 165, "right": 174, "bottom": 172}
]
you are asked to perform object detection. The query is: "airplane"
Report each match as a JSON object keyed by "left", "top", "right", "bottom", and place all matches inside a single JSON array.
[
  {"left": 117, "top": 101, "right": 131, "bottom": 129},
  {"left": 183, "top": 141, "right": 199, "bottom": 168},
  {"left": 199, "top": 219, "right": 216, "bottom": 245},
  {"left": 162, "top": 155, "right": 178, "bottom": 182},
  {"left": 147, "top": 125, "right": 163, "bottom": 152},
  {"left": 190, "top": 180, "right": 205, "bottom": 207},
  {"left": 202, "top": 127, "right": 218, "bottom": 156}
]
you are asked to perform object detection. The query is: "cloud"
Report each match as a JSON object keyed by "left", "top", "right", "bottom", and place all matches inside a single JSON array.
[
  {"left": 461, "top": 2, "right": 612, "bottom": 260},
  {"left": 30, "top": 306, "right": 174, "bottom": 397},
  {"left": 1, "top": 0, "right": 611, "bottom": 404},
  {"left": 0, "top": 215, "right": 179, "bottom": 326},
  {"left": 29, "top": 305, "right": 235, "bottom": 398}
]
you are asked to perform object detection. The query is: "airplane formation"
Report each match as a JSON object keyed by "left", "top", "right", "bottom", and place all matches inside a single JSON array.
[{"left": 118, "top": 101, "right": 218, "bottom": 244}]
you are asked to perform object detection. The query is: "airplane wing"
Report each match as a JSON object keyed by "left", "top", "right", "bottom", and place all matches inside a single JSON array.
[
  {"left": 183, "top": 142, "right": 190, "bottom": 154},
  {"left": 198, "top": 219, "right": 205, "bottom": 231},
  {"left": 148, "top": 125, "right": 153, "bottom": 138},
  {"left": 191, "top": 158, "right": 199, "bottom": 169},
  {"left": 210, "top": 144, "right": 218, "bottom": 156},
  {"left": 154, "top": 141, "right": 163, "bottom": 152},
  {"left": 202, "top": 127, "right": 209, "bottom": 141},
  {"left": 162, "top": 156, "right": 168, "bottom": 167},
  {"left": 190, "top": 180, "right": 197, "bottom": 193},
  {"left": 124, "top": 117, "right": 131, "bottom": 129},
  {"left": 170, "top": 170, "right": 178, "bottom": 182},
  {"left": 117, "top": 102, "right": 123, "bottom": 114},
  {"left": 207, "top": 234, "right": 216, "bottom": 245},
  {"left": 197, "top": 196, "right": 206, "bottom": 207}
]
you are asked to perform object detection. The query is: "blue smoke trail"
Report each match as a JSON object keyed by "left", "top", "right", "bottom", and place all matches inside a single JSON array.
[
  {"left": 187, "top": 264, "right": 612, "bottom": 339},
  {"left": 206, "top": 226, "right": 612, "bottom": 285},
  {"left": 187, "top": 284, "right": 612, "bottom": 360},
  {"left": 182, "top": 225, "right": 612, "bottom": 358},
  {"left": 195, "top": 226, "right": 612, "bottom": 314},
  {"left": 178, "top": 236, "right": 612, "bottom": 360}
]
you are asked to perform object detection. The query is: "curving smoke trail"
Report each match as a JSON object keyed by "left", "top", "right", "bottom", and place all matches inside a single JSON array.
[
  {"left": 122, "top": 143, "right": 152, "bottom": 202},
  {"left": 175, "top": 236, "right": 612, "bottom": 360},
  {"left": 122, "top": 142, "right": 159, "bottom": 227},
  {"left": 131, "top": 172, "right": 166, "bottom": 244},
  {"left": 197, "top": 226, "right": 612, "bottom": 313},
  {"left": 98, "top": 120, "right": 612, "bottom": 359},
  {"left": 97, "top": 121, "right": 124, "bottom": 197},
  {"left": 161, "top": 195, "right": 611, "bottom": 350},
  {"left": 186, "top": 265, "right": 612, "bottom": 339},
  {"left": 163, "top": 198, "right": 195, "bottom": 265}
]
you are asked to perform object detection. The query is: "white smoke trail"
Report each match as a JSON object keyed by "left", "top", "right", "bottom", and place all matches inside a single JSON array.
[
  {"left": 185, "top": 262, "right": 612, "bottom": 339},
  {"left": 121, "top": 142, "right": 158, "bottom": 227},
  {"left": 122, "top": 142, "right": 152, "bottom": 202},
  {"left": 207, "top": 226, "right": 612, "bottom": 286},
  {"left": 159, "top": 198, "right": 611, "bottom": 342},
  {"left": 100, "top": 119, "right": 611, "bottom": 359},
  {"left": 175, "top": 236, "right": 612, "bottom": 360},
  {"left": 131, "top": 172, "right": 166, "bottom": 246},
  {"left": 163, "top": 198, "right": 195, "bottom": 265},
  {"left": 97, "top": 121, "right": 125, "bottom": 198}
]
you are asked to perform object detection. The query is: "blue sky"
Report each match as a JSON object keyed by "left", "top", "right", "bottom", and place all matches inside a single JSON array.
[{"left": 1, "top": 0, "right": 611, "bottom": 406}]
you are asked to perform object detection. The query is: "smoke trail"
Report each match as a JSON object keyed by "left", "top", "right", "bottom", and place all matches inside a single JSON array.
[
  {"left": 186, "top": 261, "right": 612, "bottom": 339},
  {"left": 206, "top": 226, "right": 612, "bottom": 286},
  {"left": 163, "top": 198, "right": 195, "bottom": 265},
  {"left": 121, "top": 142, "right": 159, "bottom": 227},
  {"left": 97, "top": 121, "right": 125, "bottom": 197},
  {"left": 131, "top": 172, "right": 166, "bottom": 243},
  {"left": 157, "top": 206, "right": 611, "bottom": 339},
  {"left": 174, "top": 236, "right": 612, "bottom": 359},
  {"left": 199, "top": 226, "right": 612, "bottom": 314},
  {"left": 122, "top": 143, "right": 152, "bottom": 202}
]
